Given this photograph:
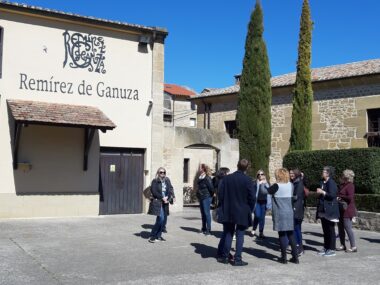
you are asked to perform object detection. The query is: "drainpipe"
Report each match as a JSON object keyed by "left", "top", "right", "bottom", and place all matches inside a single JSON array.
[
  {"left": 207, "top": 103, "right": 211, "bottom": 129},
  {"left": 202, "top": 99, "right": 207, "bottom": 129}
]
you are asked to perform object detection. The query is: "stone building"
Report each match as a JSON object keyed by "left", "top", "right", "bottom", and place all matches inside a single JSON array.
[
  {"left": 190, "top": 59, "right": 380, "bottom": 178},
  {"left": 0, "top": 2, "right": 167, "bottom": 218},
  {"left": 163, "top": 83, "right": 197, "bottom": 127}
]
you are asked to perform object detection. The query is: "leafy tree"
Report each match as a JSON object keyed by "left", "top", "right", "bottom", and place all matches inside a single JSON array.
[
  {"left": 289, "top": 0, "right": 313, "bottom": 151},
  {"left": 237, "top": 1, "right": 272, "bottom": 177}
]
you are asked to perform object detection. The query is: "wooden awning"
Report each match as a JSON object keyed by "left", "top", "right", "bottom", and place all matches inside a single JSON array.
[
  {"left": 7, "top": 99, "right": 116, "bottom": 170},
  {"left": 7, "top": 99, "right": 116, "bottom": 131}
]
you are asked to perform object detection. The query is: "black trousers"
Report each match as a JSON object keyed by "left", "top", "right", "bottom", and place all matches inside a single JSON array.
[
  {"left": 321, "top": 218, "right": 336, "bottom": 250},
  {"left": 278, "top": 231, "right": 297, "bottom": 258}
]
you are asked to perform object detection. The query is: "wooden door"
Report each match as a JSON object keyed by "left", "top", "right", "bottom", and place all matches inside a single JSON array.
[{"left": 99, "top": 149, "right": 144, "bottom": 215}]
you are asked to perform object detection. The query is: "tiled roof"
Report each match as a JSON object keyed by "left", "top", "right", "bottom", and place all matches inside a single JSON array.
[
  {"left": 0, "top": 1, "right": 168, "bottom": 36},
  {"left": 195, "top": 59, "right": 380, "bottom": 99},
  {"left": 7, "top": 100, "right": 116, "bottom": 130},
  {"left": 164, "top": 84, "right": 196, "bottom": 97}
]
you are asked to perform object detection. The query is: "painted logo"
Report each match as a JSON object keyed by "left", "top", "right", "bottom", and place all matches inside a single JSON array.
[{"left": 63, "top": 30, "right": 106, "bottom": 74}]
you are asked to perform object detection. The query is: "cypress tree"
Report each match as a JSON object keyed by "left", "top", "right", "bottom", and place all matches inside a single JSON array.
[
  {"left": 237, "top": 1, "right": 272, "bottom": 178},
  {"left": 289, "top": 0, "right": 313, "bottom": 151}
]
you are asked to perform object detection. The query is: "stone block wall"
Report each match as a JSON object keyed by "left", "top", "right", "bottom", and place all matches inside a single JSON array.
[
  {"left": 304, "top": 207, "right": 380, "bottom": 232},
  {"left": 195, "top": 81, "right": 380, "bottom": 180}
]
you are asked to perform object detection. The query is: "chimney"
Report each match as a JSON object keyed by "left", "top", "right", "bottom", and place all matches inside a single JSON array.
[{"left": 234, "top": 74, "right": 241, "bottom": 85}]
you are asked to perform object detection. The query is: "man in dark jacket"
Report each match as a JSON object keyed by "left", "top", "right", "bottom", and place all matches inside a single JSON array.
[{"left": 217, "top": 159, "right": 256, "bottom": 266}]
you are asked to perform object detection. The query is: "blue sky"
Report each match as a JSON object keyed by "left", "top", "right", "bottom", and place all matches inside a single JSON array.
[{"left": 11, "top": 0, "right": 380, "bottom": 92}]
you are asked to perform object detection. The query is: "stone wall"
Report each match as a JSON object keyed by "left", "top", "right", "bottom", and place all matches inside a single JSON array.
[
  {"left": 304, "top": 207, "right": 380, "bottom": 232},
  {"left": 163, "top": 126, "right": 239, "bottom": 212},
  {"left": 196, "top": 81, "right": 380, "bottom": 179}
]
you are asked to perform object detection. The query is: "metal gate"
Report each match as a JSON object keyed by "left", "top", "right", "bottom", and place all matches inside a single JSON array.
[{"left": 99, "top": 149, "right": 144, "bottom": 215}]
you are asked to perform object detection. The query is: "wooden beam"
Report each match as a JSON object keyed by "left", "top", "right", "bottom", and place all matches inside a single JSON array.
[
  {"left": 83, "top": 128, "right": 95, "bottom": 171},
  {"left": 13, "top": 122, "right": 22, "bottom": 169}
]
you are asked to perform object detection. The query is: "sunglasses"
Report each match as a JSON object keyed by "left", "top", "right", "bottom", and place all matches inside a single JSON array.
[
  {"left": 258, "top": 173, "right": 264, "bottom": 176},
  {"left": 159, "top": 171, "right": 166, "bottom": 174}
]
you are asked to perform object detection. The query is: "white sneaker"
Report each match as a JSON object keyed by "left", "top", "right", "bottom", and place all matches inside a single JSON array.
[
  {"left": 233, "top": 235, "right": 236, "bottom": 241},
  {"left": 251, "top": 230, "right": 255, "bottom": 236}
]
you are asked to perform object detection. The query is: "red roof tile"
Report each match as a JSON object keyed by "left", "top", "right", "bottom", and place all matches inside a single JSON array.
[
  {"left": 7, "top": 100, "right": 116, "bottom": 130},
  {"left": 164, "top": 84, "right": 196, "bottom": 97}
]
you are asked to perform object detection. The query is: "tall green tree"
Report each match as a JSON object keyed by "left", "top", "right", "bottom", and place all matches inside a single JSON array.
[
  {"left": 237, "top": 1, "right": 272, "bottom": 178},
  {"left": 289, "top": 0, "right": 313, "bottom": 151}
]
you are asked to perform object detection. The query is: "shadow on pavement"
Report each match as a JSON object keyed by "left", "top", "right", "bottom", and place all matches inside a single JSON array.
[
  {"left": 361, "top": 237, "right": 380, "bottom": 243},
  {"left": 182, "top": 217, "right": 201, "bottom": 221},
  {"left": 303, "top": 231, "right": 324, "bottom": 238},
  {"left": 134, "top": 231, "right": 151, "bottom": 239},
  {"left": 181, "top": 226, "right": 200, "bottom": 234},
  {"left": 141, "top": 224, "right": 154, "bottom": 229},
  {"left": 190, "top": 243, "right": 217, "bottom": 259},
  {"left": 253, "top": 236, "right": 280, "bottom": 251},
  {"left": 304, "top": 238, "right": 323, "bottom": 247},
  {"left": 243, "top": 247, "right": 278, "bottom": 262}
]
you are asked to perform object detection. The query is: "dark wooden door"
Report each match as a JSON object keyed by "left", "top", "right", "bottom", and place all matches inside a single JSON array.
[{"left": 99, "top": 149, "right": 144, "bottom": 215}]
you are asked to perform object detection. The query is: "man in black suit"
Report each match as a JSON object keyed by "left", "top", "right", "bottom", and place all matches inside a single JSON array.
[{"left": 217, "top": 159, "right": 256, "bottom": 266}]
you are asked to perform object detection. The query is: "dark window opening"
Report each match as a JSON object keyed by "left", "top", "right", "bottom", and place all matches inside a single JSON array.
[
  {"left": 191, "top": 102, "right": 196, "bottom": 110},
  {"left": 367, "top": 108, "right": 380, "bottom": 147},
  {"left": 0, "top": 27, "right": 3, "bottom": 79},
  {"left": 225, "top": 120, "right": 237, "bottom": 138},
  {"left": 183, "top": 158, "right": 190, "bottom": 183},
  {"left": 163, "top": 114, "right": 172, "bottom": 122}
]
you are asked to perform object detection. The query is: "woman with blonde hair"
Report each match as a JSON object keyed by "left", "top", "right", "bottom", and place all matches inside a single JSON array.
[
  {"left": 197, "top": 163, "right": 214, "bottom": 235},
  {"left": 252, "top": 169, "right": 270, "bottom": 239},
  {"left": 267, "top": 168, "right": 299, "bottom": 264},
  {"left": 337, "top": 169, "right": 357, "bottom": 252},
  {"left": 148, "top": 167, "right": 175, "bottom": 243}
]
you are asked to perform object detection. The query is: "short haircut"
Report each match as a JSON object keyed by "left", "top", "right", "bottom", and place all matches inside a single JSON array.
[
  {"left": 323, "top": 166, "right": 335, "bottom": 177},
  {"left": 342, "top": 169, "right": 355, "bottom": 183},
  {"left": 275, "top": 168, "right": 290, "bottom": 183},
  {"left": 290, "top": 168, "right": 301, "bottom": 178},
  {"left": 237, "top": 159, "right": 249, "bottom": 172}
]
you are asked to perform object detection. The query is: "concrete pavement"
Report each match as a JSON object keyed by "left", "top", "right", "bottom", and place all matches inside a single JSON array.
[{"left": 0, "top": 208, "right": 379, "bottom": 284}]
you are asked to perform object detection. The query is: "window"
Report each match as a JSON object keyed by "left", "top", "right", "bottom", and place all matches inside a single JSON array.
[
  {"left": 183, "top": 158, "right": 190, "bottom": 183},
  {"left": 0, "top": 27, "right": 3, "bottom": 78},
  {"left": 191, "top": 101, "right": 196, "bottom": 111},
  {"left": 367, "top": 108, "right": 380, "bottom": 147},
  {"left": 190, "top": 118, "right": 196, "bottom": 127},
  {"left": 163, "top": 114, "right": 172, "bottom": 122},
  {"left": 164, "top": 93, "right": 171, "bottom": 110},
  {"left": 224, "top": 120, "right": 237, "bottom": 138}
]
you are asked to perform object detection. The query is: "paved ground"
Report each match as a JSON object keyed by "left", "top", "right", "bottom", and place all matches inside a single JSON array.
[{"left": 0, "top": 208, "right": 379, "bottom": 285}]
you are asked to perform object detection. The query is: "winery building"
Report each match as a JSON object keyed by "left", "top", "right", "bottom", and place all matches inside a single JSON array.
[{"left": 0, "top": 2, "right": 168, "bottom": 217}]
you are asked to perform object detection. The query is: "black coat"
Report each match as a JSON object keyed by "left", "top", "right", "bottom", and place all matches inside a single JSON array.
[
  {"left": 197, "top": 176, "right": 214, "bottom": 200},
  {"left": 149, "top": 177, "right": 174, "bottom": 216},
  {"left": 292, "top": 179, "right": 305, "bottom": 220},
  {"left": 316, "top": 178, "right": 340, "bottom": 221},
  {"left": 217, "top": 170, "right": 256, "bottom": 227}
]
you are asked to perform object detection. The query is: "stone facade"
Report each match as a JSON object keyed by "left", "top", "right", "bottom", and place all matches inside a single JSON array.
[
  {"left": 163, "top": 126, "right": 239, "bottom": 212},
  {"left": 194, "top": 76, "right": 380, "bottom": 179},
  {"left": 304, "top": 207, "right": 380, "bottom": 232}
]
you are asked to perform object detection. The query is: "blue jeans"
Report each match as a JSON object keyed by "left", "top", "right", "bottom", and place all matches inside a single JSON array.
[
  {"left": 222, "top": 223, "right": 246, "bottom": 262},
  {"left": 200, "top": 197, "right": 212, "bottom": 232},
  {"left": 253, "top": 202, "right": 266, "bottom": 233},
  {"left": 294, "top": 219, "right": 303, "bottom": 246},
  {"left": 150, "top": 206, "right": 166, "bottom": 239}
]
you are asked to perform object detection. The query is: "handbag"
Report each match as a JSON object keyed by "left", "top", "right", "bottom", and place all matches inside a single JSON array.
[
  {"left": 147, "top": 199, "right": 162, "bottom": 216},
  {"left": 338, "top": 200, "right": 348, "bottom": 211},
  {"left": 212, "top": 207, "right": 223, "bottom": 224}
]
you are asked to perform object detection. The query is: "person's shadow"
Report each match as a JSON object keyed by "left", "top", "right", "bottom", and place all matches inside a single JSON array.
[
  {"left": 191, "top": 243, "right": 217, "bottom": 259},
  {"left": 243, "top": 247, "right": 278, "bottom": 262},
  {"left": 181, "top": 226, "right": 200, "bottom": 234},
  {"left": 180, "top": 226, "right": 222, "bottom": 238},
  {"left": 134, "top": 231, "right": 151, "bottom": 239},
  {"left": 361, "top": 237, "right": 380, "bottom": 243},
  {"left": 303, "top": 231, "right": 324, "bottom": 238},
  {"left": 141, "top": 224, "right": 154, "bottom": 230}
]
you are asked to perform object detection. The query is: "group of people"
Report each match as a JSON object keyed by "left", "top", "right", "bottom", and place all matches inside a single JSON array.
[{"left": 146, "top": 159, "right": 357, "bottom": 266}]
